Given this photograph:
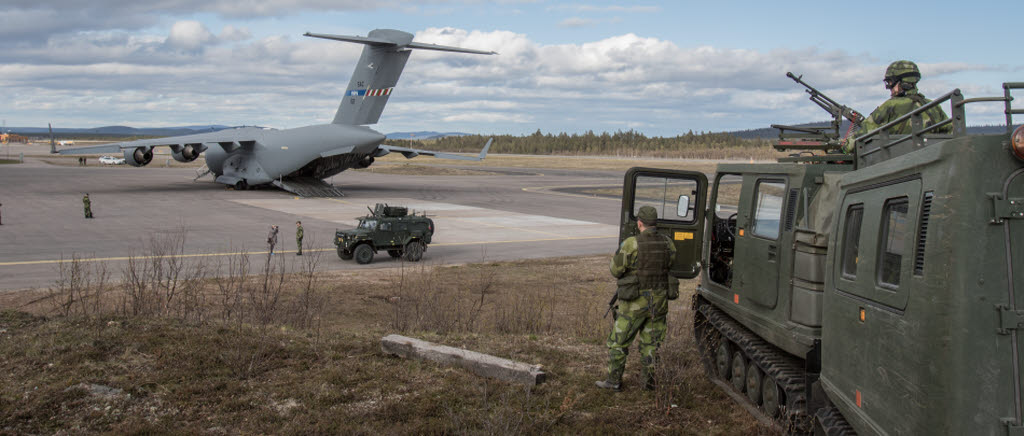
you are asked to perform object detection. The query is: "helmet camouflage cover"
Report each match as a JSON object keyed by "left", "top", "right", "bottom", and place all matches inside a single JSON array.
[{"left": 885, "top": 60, "right": 921, "bottom": 84}]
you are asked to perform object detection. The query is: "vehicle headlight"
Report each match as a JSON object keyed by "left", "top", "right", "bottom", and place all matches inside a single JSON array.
[{"left": 1013, "top": 125, "right": 1024, "bottom": 162}]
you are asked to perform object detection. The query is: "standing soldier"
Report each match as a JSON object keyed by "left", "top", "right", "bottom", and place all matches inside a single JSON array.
[
  {"left": 596, "top": 206, "right": 677, "bottom": 391},
  {"left": 267, "top": 225, "right": 279, "bottom": 255},
  {"left": 0, "top": 202, "right": 3, "bottom": 225},
  {"left": 843, "top": 60, "right": 952, "bottom": 153},
  {"left": 82, "top": 194, "right": 93, "bottom": 218},
  {"left": 295, "top": 221, "right": 304, "bottom": 256}
]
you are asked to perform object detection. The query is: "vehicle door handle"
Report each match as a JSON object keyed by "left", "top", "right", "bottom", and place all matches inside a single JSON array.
[{"left": 767, "top": 244, "right": 777, "bottom": 260}]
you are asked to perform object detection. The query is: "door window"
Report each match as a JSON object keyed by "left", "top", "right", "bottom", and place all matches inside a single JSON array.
[
  {"left": 752, "top": 180, "right": 786, "bottom": 240},
  {"left": 841, "top": 205, "right": 864, "bottom": 278},
  {"left": 632, "top": 175, "right": 699, "bottom": 223},
  {"left": 878, "top": 198, "right": 909, "bottom": 288}
]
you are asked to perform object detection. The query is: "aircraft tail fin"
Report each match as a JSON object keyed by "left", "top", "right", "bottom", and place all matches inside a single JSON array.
[{"left": 305, "top": 29, "right": 495, "bottom": 126}]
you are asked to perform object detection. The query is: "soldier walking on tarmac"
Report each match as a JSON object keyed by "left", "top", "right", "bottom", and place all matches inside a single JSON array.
[
  {"left": 597, "top": 206, "right": 677, "bottom": 391},
  {"left": 295, "top": 221, "right": 304, "bottom": 256},
  {"left": 83, "top": 194, "right": 93, "bottom": 218},
  {"left": 267, "top": 225, "right": 279, "bottom": 255}
]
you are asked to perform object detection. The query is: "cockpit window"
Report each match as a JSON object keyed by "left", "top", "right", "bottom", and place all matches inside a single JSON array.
[{"left": 359, "top": 219, "right": 377, "bottom": 230}]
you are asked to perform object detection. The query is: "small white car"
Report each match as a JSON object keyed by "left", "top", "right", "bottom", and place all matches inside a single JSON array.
[{"left": 98, "top": 155, "right": 126, "bottom": 165}]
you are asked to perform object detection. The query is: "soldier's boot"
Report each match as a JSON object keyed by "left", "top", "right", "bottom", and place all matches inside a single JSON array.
[
  {"left": 594, "top": 379, "right": 621, "bottom": 391},
  {"left": 595, "top": 368, "right": 623, "bottom": 391}
]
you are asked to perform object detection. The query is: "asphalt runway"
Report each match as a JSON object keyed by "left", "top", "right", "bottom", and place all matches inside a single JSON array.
[{"left": 0, "top": 155, "right": 627, "bottom": 291}]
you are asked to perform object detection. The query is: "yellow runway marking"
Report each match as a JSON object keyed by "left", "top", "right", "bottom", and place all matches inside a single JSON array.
[{"left": 0, "top": 235, "right": 616, "bottom": 267}]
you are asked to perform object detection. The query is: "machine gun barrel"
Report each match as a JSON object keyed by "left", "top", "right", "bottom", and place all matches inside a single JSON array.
[{"left": 786, "top": 72, "right": 864, "bottom": 124}]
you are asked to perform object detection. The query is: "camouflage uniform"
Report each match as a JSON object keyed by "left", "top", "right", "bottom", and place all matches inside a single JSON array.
[
  {"left": 83, "top": 194, "right": 93, "bottom": 218},
  {"left": 844, "top": 60, "right": 952, "bottom": 153},
  {"left": 599, "top": 206, "right": 676, "bottom": 390},
  {"left": 296, "top": 222, "right": 304, "bottom": 255},
  {"left": 267, "top": 225, "right": 278, "bottom": 255}
]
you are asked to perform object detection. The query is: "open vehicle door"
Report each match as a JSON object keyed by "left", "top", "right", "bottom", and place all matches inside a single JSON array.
[{"left": 620, "top": 167, "right": 708, "bottom": 278}]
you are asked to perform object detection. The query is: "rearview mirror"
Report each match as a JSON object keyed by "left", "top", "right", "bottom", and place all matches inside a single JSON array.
[{"left": 677, "top": 195, "right": 690, "bottom": 218}]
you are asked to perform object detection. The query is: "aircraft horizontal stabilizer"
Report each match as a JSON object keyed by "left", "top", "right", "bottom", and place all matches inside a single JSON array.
[
  {"left": 378, "top": 138, "right": 491, "bottom": 162},
  {"left": 304, "top": 32, "right": 497, "bottom": 55}
]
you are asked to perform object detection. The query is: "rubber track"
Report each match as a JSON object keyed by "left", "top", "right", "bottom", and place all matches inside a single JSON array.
[
  {"left": 814, "top": 406, "right": 856, "bottom": 436},
  {"left": 696, "top": 301, "right": 813, "bottom": 434}
]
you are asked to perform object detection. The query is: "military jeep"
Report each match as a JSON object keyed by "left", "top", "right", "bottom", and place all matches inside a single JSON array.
[{"left": 334, "top": 203, "right": 434, "bottom": 264}]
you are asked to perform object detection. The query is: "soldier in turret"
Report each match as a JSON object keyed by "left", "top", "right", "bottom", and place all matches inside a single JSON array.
[
  {"left": 596, "top": 206, "right": 677, "bottom": 391},
  {"left": 843, "top": 60, "right": 952, "bottom": 153}
]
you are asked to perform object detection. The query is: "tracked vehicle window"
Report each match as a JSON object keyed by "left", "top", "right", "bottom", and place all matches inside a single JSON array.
[
  {"left": 841, "top": 205, "right": 864, "bottom": 278},
  {"left": 632, "top": 175, "right": 698, "bottom": 223},
  {"left": 878, "top": 198, "right": 909, "bottom": 287},
  {"left": 752, "top": 180, "right": 786, "bottom": 240}
]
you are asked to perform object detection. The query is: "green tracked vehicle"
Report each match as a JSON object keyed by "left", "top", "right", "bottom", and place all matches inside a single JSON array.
[
  {"left": 335, "top": 203, "right": 434, "bottom": 264},
  {"left": 617, "top": 77, "right": 1024, "bottom": 434}
]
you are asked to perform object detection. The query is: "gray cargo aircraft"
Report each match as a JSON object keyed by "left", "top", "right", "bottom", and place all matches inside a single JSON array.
[{"left": 59, "top": 29, "right": 495, "bottom": 196}]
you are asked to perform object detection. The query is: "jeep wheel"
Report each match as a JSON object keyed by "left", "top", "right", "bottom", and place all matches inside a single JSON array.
[
  {"left": 387, "top": 250, "right": 402, "bottom": 258},
  {"left": 404, "top": 241, "right": 425, "bottom": 262},
  {"left": 354, "top": 244, "right": 374, "bottom": 264},
  {"left": 337, "top": 247, "right": 353, "bottom": 260}
]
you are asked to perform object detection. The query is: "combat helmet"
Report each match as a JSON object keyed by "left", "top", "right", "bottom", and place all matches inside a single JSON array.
[{"left": 884, "top": 60, "right": 921, "bottom": 89}]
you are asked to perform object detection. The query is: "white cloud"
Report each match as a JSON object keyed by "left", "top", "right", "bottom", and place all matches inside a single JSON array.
[
  {"left": 166, "top": 20, "right": 215, "bottom": 51},
  {"left": 558, "top": 17, "right": 595, "bottom": 28},
  {"left": 3, "top": 23, "right": 1012, "bottom": 134}
]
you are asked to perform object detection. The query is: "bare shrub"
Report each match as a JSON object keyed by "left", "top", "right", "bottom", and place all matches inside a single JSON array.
[
  {"left": 211, "top": 249, "right": 250, "bottom": 327},
  {"left": 287, "top": 237, "right": 327, "bottom": 338},
  {"left": 569, "top": 286, "right": 609, "bottom": 339},
  {"left": 652, "top": 311, "right": 698, "bottom": 412},
  {"left": 389, "top": 262, "right": 492, "bottom": 335},
  {"left": 493, "top": 287, "right": 554, "bottom": 335},
  {"left": 119, "top": 227, "right": 208, "bottom": 322},
  {"left": 48, "top": 254, "right": 109, "bottom": 319}
]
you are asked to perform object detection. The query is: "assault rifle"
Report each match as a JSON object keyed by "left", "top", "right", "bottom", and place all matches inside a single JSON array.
[{"left": 604, "top": 293, "right": 617, "bottom": 319}]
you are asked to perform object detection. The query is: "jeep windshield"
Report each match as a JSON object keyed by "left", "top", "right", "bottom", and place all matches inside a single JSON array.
[{"left": 358, "top": 219, "right": 377, "bottom": 230}]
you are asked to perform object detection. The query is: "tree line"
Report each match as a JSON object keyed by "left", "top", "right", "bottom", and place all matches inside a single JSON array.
[{"left": 388, "top": 129, "right": 776, "bottom": 159}]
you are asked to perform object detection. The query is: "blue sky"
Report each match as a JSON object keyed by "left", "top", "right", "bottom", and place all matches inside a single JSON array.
[{"left": 1, "top": 0, "right": 1020, "bottom": 136}]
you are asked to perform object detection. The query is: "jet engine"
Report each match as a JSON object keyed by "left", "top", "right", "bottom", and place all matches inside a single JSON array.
[
  {"left": 123, "top": 147, "right": 154, "bottom": 167},
  {"left": 357, "top": 156, "right": 375, "bottom": 168},
  {"left": 171, "top": 143, "right": 207, "bottom": 163}
]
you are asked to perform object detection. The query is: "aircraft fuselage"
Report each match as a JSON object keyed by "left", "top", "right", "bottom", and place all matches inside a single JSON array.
[{"left": 204, "top": 124, "right": 385, "bottom": 186}]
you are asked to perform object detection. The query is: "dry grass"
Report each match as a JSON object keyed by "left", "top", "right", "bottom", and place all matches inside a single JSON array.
[{"left": 0, "top": 242, "right": 773, "bottom": 434}]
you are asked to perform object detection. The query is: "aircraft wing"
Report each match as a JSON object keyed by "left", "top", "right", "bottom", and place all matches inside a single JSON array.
[
  {"left": 57, "top": 129, "right": 259, "bottom": 155},
  {"left": 378, "top": 138, "right": 491, "bottom": 161}
]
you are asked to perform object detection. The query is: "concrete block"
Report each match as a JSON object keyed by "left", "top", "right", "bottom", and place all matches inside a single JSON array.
[{"left": 381, "top": 334, "right": 546, "bottom": 386}]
